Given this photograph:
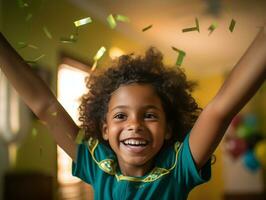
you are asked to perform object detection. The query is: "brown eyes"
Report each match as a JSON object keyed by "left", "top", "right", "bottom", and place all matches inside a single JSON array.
[{"left": 113, "top": 113, "right": 158, "bottom": 120}]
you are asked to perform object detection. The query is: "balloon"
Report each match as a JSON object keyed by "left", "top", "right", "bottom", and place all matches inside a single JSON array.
[
  {"left": 243, "top": 114, "right": 257, "bottom": 128},
  {"left": 243, "top": 150, "right": 260, "bottom": 172},
  {"left": 225, "top": 138, "right": 248, "bottom": 159},
  {"left": 236, "top": 124, "right": 254, "bottom": 139},
  {"left": 230, "top": 115, "right": 242, "bottom": 128},
  {"left": 254, "top": 140, "right": 266, "bottom": 168}
]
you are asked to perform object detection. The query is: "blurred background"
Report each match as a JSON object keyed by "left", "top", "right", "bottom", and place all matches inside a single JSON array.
[{"left": 0, "top": 0, "right": 265, "bottom": 199}]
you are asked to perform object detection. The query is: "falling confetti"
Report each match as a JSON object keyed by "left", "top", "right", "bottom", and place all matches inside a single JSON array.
[
  {"left": 107, "top": 14, "right": 117, "bottom": 29},
  {"left": 18, "top": 42, "right": 38, "bottom": 49},
  {"left": 115, "top": 14, "right": 130, "bottom": 22},
  {"left": 51, "top": 112, "right": 57, "bottom": 116},
  {"left": 182, "top": 18, "right": 200, "bottom": 33},
  {"left": 91, "top": 46, "right": 106, "bottom": 71},
  {"left": 17, "top": 0, "right": 28, "bottom": 8},
  {"left": 26, "top": 54, "right": 45, "bottom": 65},
  {"left": 75, "top": 129, "right": 85, "bottom": 144},
  {"left": 43, "top": 26, "right": 52, "bottom": 39},
  {"left": 172, "top": 47, "right": 186, "bottom": 67},
  {"left": 74, "top": 17, "right": 92, "bottom": 27},
  {"left": 229, "top": 19, "right": 236, "bottom": 32},
  {"left": 32, "top": 128, "right": 38, "bottom": 137},
  {"left": 25, "top": 13, "right": 32, "bottom": 21},
  {"left": 208, "top": 22, "right": 218, "bottom": 35},
  {"left": 142, "top": 24, "right": 153, "bottom": 32}
]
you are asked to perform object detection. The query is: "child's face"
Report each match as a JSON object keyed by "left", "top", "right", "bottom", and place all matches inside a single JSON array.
[{"left": 102, "top": 83, "right": 171, "bottom": 175}]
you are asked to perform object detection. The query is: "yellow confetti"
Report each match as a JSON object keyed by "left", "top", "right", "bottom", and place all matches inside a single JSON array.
[
  {"left": 43, "top": 26, "right": 52, "bottom": 39},
  {"left": 32, "top": 128, "right": 38, "bottom": 137},
  {"left": 107, "top": 14, "right": 117, "bottom": 29},
  {"left": 25, "top": 13, "right": 32, "bottom": 21},
  {"left": 33, "top": 54, "right": 45, "bottom": 62},
  {"left": 74, "top": 17, "right": 92, "bottom": 27},
  {"left": 94, "top": 46, "right": 106, "bottom": 61},
  {"left": 115, "top": 14, "right": 130, "bottom": 22},
  {"left": 51, "top": 112, "right": 57, "bottom": 116}
]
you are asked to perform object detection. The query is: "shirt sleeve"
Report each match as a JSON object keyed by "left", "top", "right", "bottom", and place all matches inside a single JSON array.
[
  {"left": 72, "top": 143, "right": 96, "bottom": 185},
  {"left": 175, "top": 133, "right": 211, "bottom": 191}
]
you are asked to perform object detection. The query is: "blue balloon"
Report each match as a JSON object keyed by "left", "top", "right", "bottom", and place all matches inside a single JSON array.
[
  {"left": 243, "top": 150, "right": 260, "bottom": 172},
  {"left": 244, "top": 114, "right": 257, "bottom": 128}
]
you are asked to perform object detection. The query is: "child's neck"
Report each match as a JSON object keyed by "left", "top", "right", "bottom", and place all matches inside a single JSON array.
[{"left": 118, "top": 159, "right": 154, "bottom": 177}]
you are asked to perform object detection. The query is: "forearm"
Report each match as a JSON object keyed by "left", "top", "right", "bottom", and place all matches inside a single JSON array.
[
  {"left": 0, "top": 32, "right": 56, "bottom": 118},
  {"left": 213, "top": 27, "right": 266, "bottom": 119}
]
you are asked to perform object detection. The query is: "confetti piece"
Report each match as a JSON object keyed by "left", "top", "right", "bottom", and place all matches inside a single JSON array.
[
  {"left": 115, "top": 14, "right": 130, "bottom": 22},
  {"left": 25, "top": 13, "right": 32, "bottom": 21},
  {"left": 43, "top": 26, "right": 52, "bottom": 39},
  {"left": 60, "top": 37, "right": 77, "bottom": 44},
  {"left": 75, "top": 129, "right": 85, "bottom": 144},
  {"left": 18, "top": 42, "right": 38, "bottom": 49},
  {"left": 51, "top": 112, "right": 57, "bottom": 116},
  {"left": 17, "top": 0, "right": 28, "bottom": 8},
  {"left": 94, "top": 46, "right": 106, "bottom": 61},
  {"left": 182, "top": 18, "right": 200, "bottom": 33},
  {"left": 32, "top": 128, "right": 38, "bottom": 137},
  {"left": 18, "top": 42, "right": 28, "bottom": 49},
  {"left": 142, "top": 24, "right": 153, "bottom": 32},
  {"left": 33, "top": 54, "right": 45, "bottom": 62},
  {"left": 172, "top": 47, "right": 186, "bottom": 67},
  {"left": 74, "top": 17, "right": 92, "bottom": 27},
  {"left": 229, "top": 19, "right": 236, "bottom": 32},
  {"left": 27, "top": 44, "right": 38, "bottom": 49},
  {"left": 208, "top": 22, "right": 218, "bottom": 35},
  {"left": 107, "top": 14, "right": 117, "bottom": 29}
]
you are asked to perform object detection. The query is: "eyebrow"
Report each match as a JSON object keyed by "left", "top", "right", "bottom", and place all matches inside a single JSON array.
[{"left": 110, "top": 105, "right": 161, "bottom": 112}]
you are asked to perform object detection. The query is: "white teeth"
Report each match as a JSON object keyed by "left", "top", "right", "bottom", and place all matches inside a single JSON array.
[{"left": 123, "top": 139, "right": 148, "bottom": 146}]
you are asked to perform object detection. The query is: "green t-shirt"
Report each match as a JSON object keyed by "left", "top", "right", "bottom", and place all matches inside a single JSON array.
[{"left": 72, "top": 134, "right": 211, "bottom": 200}]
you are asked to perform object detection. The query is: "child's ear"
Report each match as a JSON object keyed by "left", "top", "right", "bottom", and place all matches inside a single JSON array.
[{"left": 102, "top": 122, "right": 109, "bottom": 141}]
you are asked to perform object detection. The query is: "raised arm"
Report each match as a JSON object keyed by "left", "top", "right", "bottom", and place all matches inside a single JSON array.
[
  {"left": 189, "top": 26, "right": 266, "bottom": 169},
  {"left": 0, "top": 32, "right": 79, "bottom": 160}
]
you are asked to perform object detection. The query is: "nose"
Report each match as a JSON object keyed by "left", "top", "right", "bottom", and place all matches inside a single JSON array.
[{"left": 126, "top": 118, "right": 144, "bottom": 132}]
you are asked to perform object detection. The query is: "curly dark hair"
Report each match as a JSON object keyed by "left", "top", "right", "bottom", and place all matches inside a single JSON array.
[{"left": 79, "top": 47, "right": 202, "bottom": 146}]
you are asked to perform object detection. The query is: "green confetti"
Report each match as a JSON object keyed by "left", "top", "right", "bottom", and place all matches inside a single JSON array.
[
  {"left": 32, "top": 128, "right": 38, "bottom": 137},
  {"left": 74, "top": 17, "right": 92, "bottom": 27},
  {"left": 17, "top": 0, "right": 28, "bottom": 8},
  {"left": 60, "top": 35, "right": 77, "bottom": 44},
  {"left": 229, "top": 19, "right": 236, "bottom": 32},
  {"left": 18, "top": 42, "right": 38, "bottom": 49},
  {"left": 142, "top": 24, "right": 153, "bottom": 32},
  {"left": 172, "top": 47, "right": 186, "bottom": 67},
  {"left": 94, "top": 46, "right": 106, "bottom": 61},
  {"left": 75, "top": 129, "right": 85, "bottom": 144},
  {"left": 115, "top": 14, "right": 130, "bottom": 22},
  {"left": 33, "top": 54, "right": 45, "bottom": 62},
  {"left": 182, "top": 18, "right": 200, "bottom": 33},
  {"left": 107, "top": 14, "right": 117, "bottom": 29},
  {"left": 43, "top": 26, "right": 52, "bottom": 39},
  {"left": 208, "top": 22, "right": 218, "bottom": 35},
  {"left": 18, "top": 42, "right": 28, "bottom": 49},
  {"left": 25, "top": 13, "right": 32, "bottom": 21}
]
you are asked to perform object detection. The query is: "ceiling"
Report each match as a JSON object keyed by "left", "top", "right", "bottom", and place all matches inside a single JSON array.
[{"left": 68, "top": 0, "right": 266, "bottom": 76}]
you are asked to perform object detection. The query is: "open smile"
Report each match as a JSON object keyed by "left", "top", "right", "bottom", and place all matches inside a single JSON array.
[{"left": 120, "top": 138, "right": 150, "bottom": 153}]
